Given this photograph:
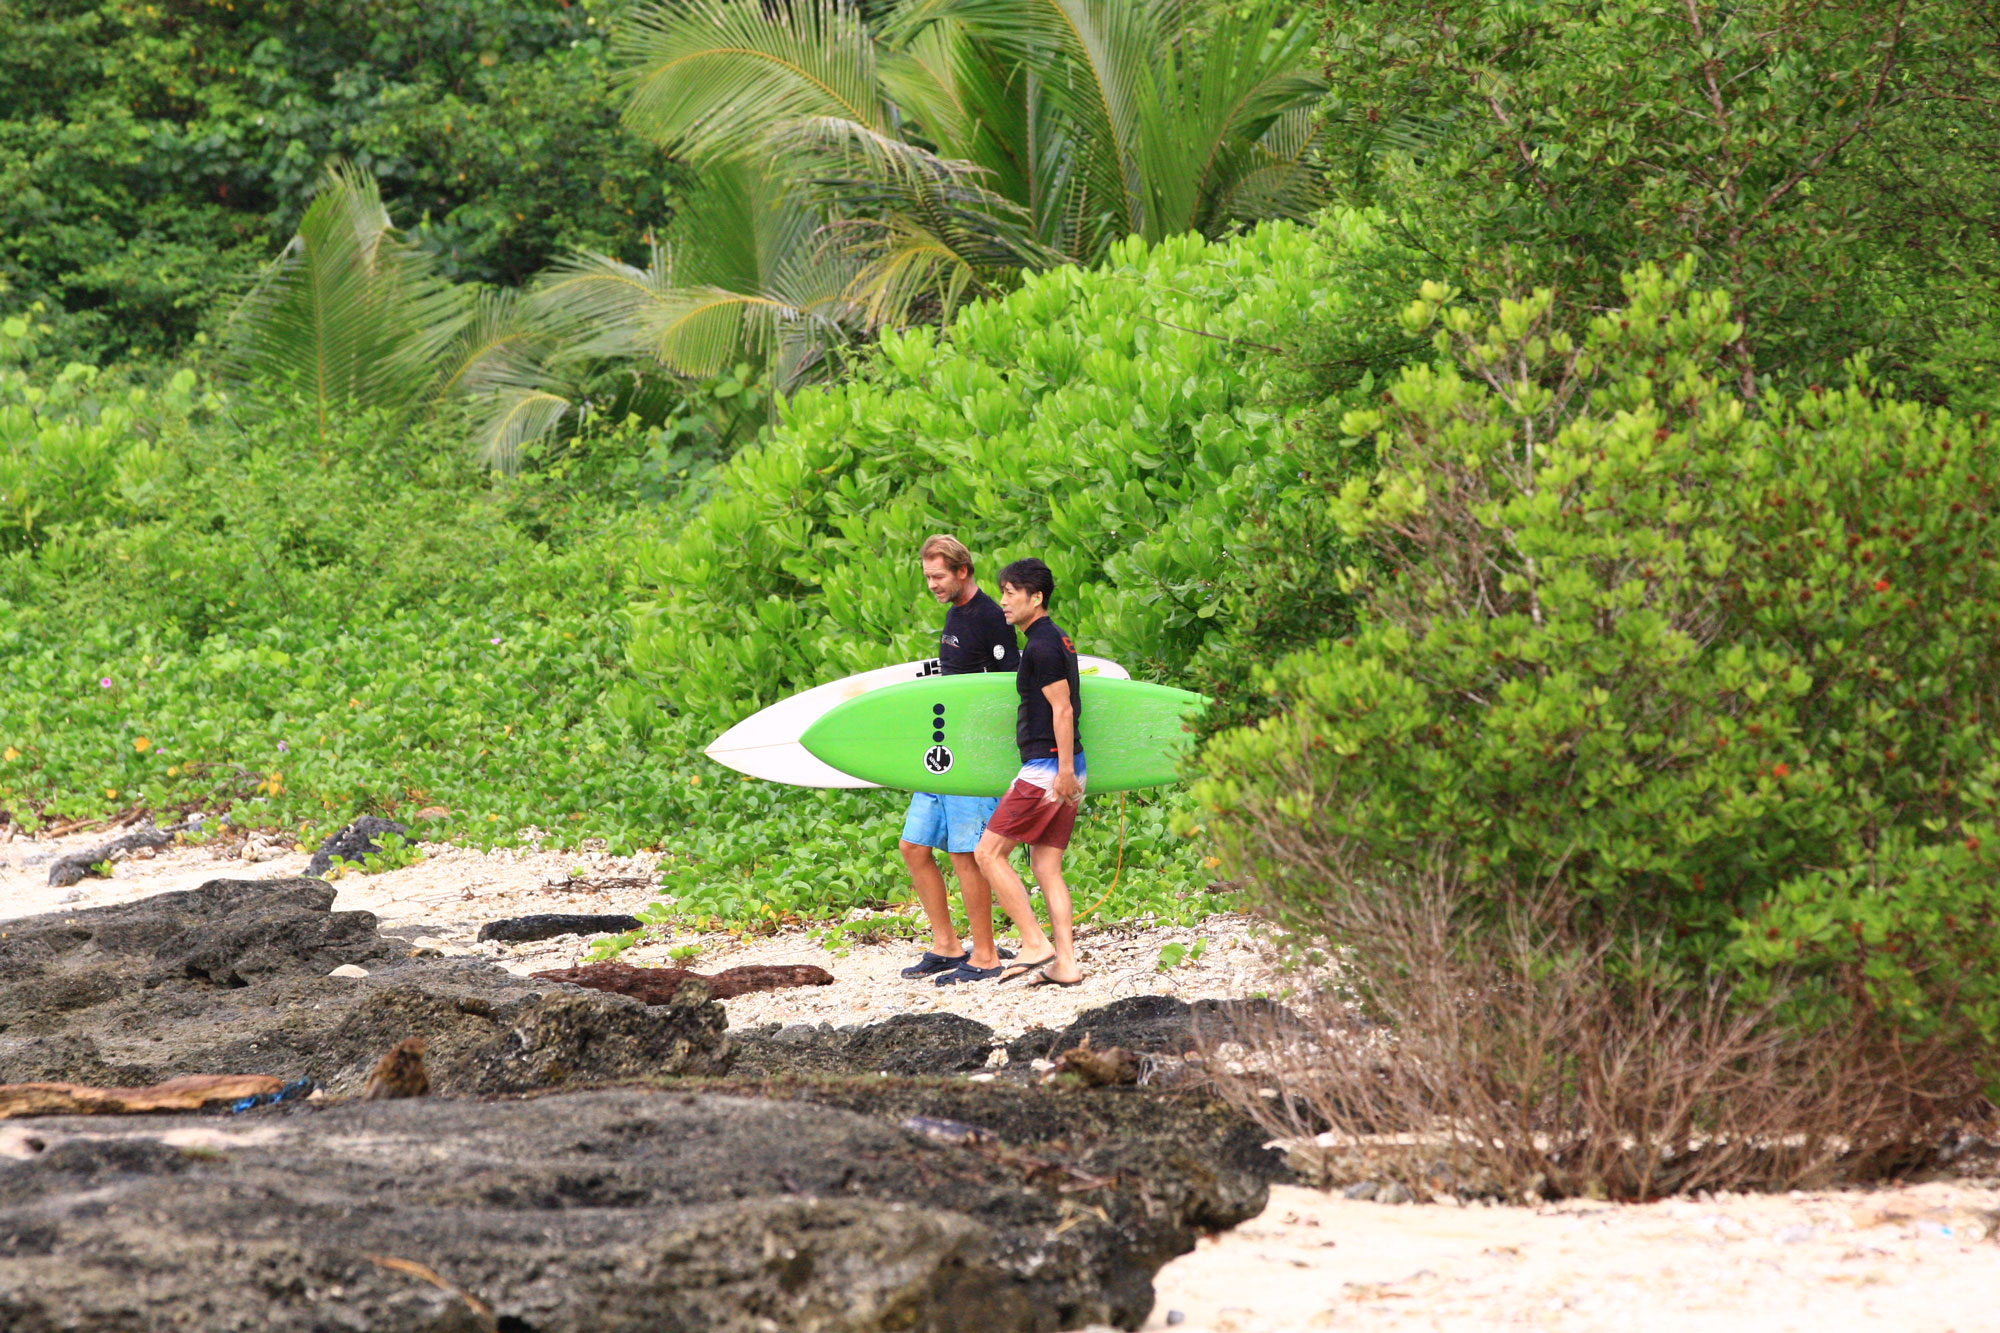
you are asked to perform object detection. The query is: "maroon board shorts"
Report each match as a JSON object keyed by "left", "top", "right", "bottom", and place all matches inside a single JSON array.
[{"left": 987, "top": 778, "right": 1081, "bottom": 850}]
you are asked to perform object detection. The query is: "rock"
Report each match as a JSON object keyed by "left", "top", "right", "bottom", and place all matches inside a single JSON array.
[
  {"left": 735, "top": 1013, "right": 997, "bottom": 1077},
  {"left": 1377, "top": 1182, "right": 1413, "bottom": 1205},
  {"left": 306, "top": 815, "right": 410, "bottom": 877},
  {"left": 0, "top": 1084, "right": 1279, "bottom": 1332},
  {"left": 901, "top": 1115, "right": 999, "bottom": 1146},
  {"left": 533, "top": 961, "right": 835, "bottom": 1003},
  {"left": 1008, "top": 996, "right": 1310, "bottom": 1065},
  {"left": 1341, "top": 1180, "right": 1379, "bottom": 1200},
  {"left": 478, "top": 912, "right": 644, "bottom": 943},
  {"left": 328, "top": 964, "right": 369, "bottom": 978},
  {"left": 413, "top": 805, "right": 451, "bottom": 820},
  {"left": 0, "top": 878, "right": 730, "bottom": 1095},
  {"left": 45, "top": 823, "right": 177, "bottom": 887}
]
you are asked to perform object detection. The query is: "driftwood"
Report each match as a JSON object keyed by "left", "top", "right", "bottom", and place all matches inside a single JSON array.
[
  {"left": 0, "top": 1074, "right": 283, "bottom": 1119},
  {"left": 531, "top": 962, "right": 834, "bottom": 1004}
]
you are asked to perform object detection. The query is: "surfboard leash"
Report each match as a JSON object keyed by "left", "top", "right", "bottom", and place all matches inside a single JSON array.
[{"left": 1074, "top": 791, "right": 1127, "bottom": 924}]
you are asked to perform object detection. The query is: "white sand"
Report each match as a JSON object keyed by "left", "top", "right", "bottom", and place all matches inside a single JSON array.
[{"left": 1140, "top": 1181, "right": 1999, "bottom": 1332}]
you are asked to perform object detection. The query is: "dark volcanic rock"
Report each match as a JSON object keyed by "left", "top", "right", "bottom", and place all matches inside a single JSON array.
[
  {"left": 306, "top": 815, "right": 409, "bottom": 876},
  {"left": 0, "top": 1084, "right": 1276, "bottom": 1332},
  {"left": 1008, "top": 996, "right": 1308, "bottom": 1065},
  {"left": 535, "top": 960, "right": 835, "bottom": 1002},
  {"left": 477, "top": 911, "right": 644, "bottom": 942},
  {"left": 735, "top": 1013, "right": 997, "bottom": 1077},
  {"left": 0, "top": 878, "right": 730, "bottom": 1095}
]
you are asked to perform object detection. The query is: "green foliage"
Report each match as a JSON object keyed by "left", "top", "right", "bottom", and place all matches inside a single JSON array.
[
  {"left": 0, "top": 359, "right": 1218, "bottom": 931},
  {"left": 1198, "top": 262, "right": 2000, "bottom": 1065},
  {"left": 1, "top": 306, "right": 226, "bottom": 554},
  {"left": 1317, "top": 0, "right": 2000, "bottom": 400},
  {"left": 0, "top": 0, "right": 674, "bottom": 364},
  {"left": 625, "top": 217, "right": 1381, "bottom": 722},
  {"left": 449, "top": 159, "right": 860, "bottom": 467},
  {"left": 1155, "top": 937, "right": 1205, "bottom": 970}
]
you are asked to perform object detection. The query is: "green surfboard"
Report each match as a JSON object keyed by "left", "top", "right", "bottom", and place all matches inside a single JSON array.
[{"left": 799, "top": 675, "right": 1206, "bottom": 796}]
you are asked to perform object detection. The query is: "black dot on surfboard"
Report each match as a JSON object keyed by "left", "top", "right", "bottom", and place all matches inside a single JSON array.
[
  {"left": 932, "top": 730, "right": 946, "bottom": 743},
  {"left": 933, "top": 704, "right": 945, "bottom": 715}
]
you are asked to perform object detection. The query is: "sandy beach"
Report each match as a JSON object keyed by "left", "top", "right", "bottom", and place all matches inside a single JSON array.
[{"left": 4, "top": 821, "right": 1995, "bottom": 1331}]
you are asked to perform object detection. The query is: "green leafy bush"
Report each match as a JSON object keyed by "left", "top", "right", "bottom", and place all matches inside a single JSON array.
[
  {"left": 1, "top": 309, "right": 223, "bottom": 553},
  {"left": 624, "top": 216, "right": 1383, "bottom": 722},
  {"left": 1315, "top": 0, "right": 2000, "bottom": 403},
  {"left": 1199, "top": 261, "right": 2000, "bottom": 1072}
]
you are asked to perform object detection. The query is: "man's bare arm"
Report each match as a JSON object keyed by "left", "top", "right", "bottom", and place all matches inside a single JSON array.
[{"left": 1042, "top": 678, "right": 1082, "bottom": 805}]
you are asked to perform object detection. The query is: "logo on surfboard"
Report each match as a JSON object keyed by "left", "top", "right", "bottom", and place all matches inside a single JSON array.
[{"left": 924, "top": 744, "right": 953, "bottom": 774}]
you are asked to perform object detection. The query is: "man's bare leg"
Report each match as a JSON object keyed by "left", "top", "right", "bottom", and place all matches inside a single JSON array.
[
  {"left": 948, "top": 850, "right": 1001, "bottom": 968},
  {"left": 900, "top": 839, "right": 964, "bottom": 959},
  {"left": 976, "top": 830, "right": 1053, "bottom": 974},
  {"left": 1028, "top": 843, "right": 1081, "bottom": 983}
]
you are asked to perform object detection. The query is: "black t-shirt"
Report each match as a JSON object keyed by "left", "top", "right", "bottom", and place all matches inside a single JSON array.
[
  {"left": 939, "top": 589, "right": 1019, "bottom": 676},
  {"left": 1015, "top": 615, "right": 1083, "bottom": 762}
]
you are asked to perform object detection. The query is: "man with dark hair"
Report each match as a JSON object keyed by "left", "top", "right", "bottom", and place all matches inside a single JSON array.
[
  {"left": 977, "top": 557, "right": 1086, "bottom": 988},
  {"left": 897, "top": 535, "right": 1019, "bottom": 984}
]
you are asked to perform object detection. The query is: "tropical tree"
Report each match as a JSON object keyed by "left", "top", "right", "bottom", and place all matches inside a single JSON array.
[
  {"left": 611, "top": 0, "right": 1327, "bottom": 326},
  {"left": 446, "top": 158, "right": 863, "bottom": 467}
]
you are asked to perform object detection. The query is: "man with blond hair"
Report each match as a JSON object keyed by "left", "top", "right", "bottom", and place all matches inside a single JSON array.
[{"left": 896, "top": 534, "right": 1019, "bottom": 985}]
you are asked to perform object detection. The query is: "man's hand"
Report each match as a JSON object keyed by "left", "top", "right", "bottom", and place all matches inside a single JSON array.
[{"left": 1050, "top": 770, "right": 1083, "bottom": 807}]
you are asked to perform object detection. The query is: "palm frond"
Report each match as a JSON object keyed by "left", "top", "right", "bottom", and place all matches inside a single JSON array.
[
  {"left": 468, "top": 388, "right": 578, "bottom": 472},
  {"left": 220, "top": 161, "right": 471, "bottom": 433},
  {"left": 782, "top": 116, "right": 1054, "bottom": 323},
  {"left": 433, "top": 289, "right": 584, "bottom": 471},
  {"left": 615, "top": 0, "right": 892, "bottom": 162},
  {"left": 528, "top": 161, "right": 862, "bottom": 387},
  {"left": 1136, "top": 5, "right": 1327, "bottom": 238},
  {"left": 1209, "top": 107, "right": 1329, "bottom": 228}
]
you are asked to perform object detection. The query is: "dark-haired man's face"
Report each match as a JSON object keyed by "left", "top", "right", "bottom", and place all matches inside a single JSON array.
[
  {"left": 923, "top": 556, "right": 969, "bottom": 604},
  {"left": 998, "top": 580, "right": 1042, "bottom": 626}
]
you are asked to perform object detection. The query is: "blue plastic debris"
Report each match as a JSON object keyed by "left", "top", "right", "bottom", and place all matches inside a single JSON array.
[{"left": 226, "top": 1077, "right": 315, "bottom": 1113}]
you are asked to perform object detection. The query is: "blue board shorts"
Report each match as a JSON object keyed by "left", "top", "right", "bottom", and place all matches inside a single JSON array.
[{"left": 901, "top": 791, "right": 1001, "bottom": 855}]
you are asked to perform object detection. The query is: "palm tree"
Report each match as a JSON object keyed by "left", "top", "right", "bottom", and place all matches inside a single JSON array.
[
  {"left": 443, "top": 158, "right": 863, "bottom": 468},
  {"left": 613, "top": 0, "right": 1326, "bottom": 325}
]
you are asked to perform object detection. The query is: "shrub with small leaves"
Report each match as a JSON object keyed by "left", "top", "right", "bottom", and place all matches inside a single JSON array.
[{"left": 1199, "top": 260, "right": 2000, "bottom": 1079}]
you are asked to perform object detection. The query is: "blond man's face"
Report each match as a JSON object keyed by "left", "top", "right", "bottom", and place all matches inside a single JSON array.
[{"left": 923, "top": 555, "right": 969, "bottom": 604}]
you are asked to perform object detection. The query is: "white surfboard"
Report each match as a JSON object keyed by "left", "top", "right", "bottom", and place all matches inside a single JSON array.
[{"left": 705, "top": 654, "right": 1131, "bottom": 787}]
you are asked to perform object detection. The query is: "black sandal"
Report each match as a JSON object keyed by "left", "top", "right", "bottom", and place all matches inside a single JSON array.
[
  {"left": 899, "top": 951, "right": 967, "bottom": 979},
  {"left": 934, "top": 961, "right": 1004, "bottom": 986}
]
